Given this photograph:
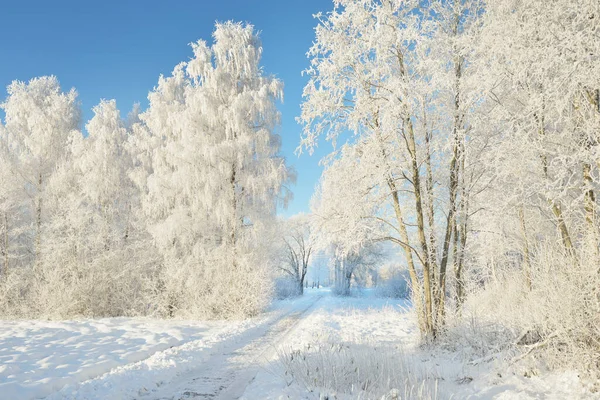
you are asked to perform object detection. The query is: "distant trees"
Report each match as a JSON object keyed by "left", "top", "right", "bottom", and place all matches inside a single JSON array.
[
  {"left": 0, "top": 22, "right": 291, "bottom": 319},
  {"left": 275, "top": 214, "right": 314, "bottom": 295},
  {"left": 331, "top": 245, "right": 381, "bottom": 296}
]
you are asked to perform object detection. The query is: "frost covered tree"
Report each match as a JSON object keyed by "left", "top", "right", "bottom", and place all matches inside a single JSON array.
[
  {"left": 302, "top": 0, "right": 483, "bottom": 339},
  {"left": 474, "top": 0, "right": 600, "bottom": 254},
  {"left": 0, "top": 76, "right": 80, "bottom": 269},
  {"left": 136, "top": 22, "right": 292, "bottom": 318},
  {"left": 275, "top": 214, "right": 314, "bottom": 295}
]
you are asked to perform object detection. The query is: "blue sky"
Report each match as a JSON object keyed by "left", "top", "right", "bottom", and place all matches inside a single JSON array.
[{"left": 0, "top": 0, "right": 335, "bottom": 217}]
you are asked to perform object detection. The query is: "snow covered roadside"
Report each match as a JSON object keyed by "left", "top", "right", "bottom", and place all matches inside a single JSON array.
[
  {"left": 241, "top": 290, "right": 598, "bottom": 400},
  {"left": 0, "top": 293, "right": 319, "bottom": 400}
]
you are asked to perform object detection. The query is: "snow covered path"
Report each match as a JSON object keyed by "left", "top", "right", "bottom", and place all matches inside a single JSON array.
[
  {"left": 149, "top": 293, "right": 323, "bottom": 400},
  {"left": 10, "top": 291, "right": 322, "bottom": 400},
  {"left": 0, "top": 291, "right": 320, "bottom": 400}
]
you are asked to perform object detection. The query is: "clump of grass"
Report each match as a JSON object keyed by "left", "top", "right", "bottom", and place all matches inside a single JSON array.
[{"left": 277, "top": 340, "right": 441, "bottom": 399}]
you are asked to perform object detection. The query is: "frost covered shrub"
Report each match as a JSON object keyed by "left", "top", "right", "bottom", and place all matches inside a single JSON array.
[
  {"left": 447, "top": 243, "right": 600, "bottom": 377},
  {"left": 331, "top": 283, "right": 351, "bottom": 297},
  {"left": 278, "top": 341, "right": 440, "bottom": 399},
  {"left": 0, "top": 250, "right": 158, "bottom": 319},
  {"left": 155, "top": 247, "right": 273, "bottom": 319},
  {"left": 376, "top": 269, "right": 411, "bottom": 299},
  {"left": 0, "top": 268, "right": 35, "bottom": 318}
]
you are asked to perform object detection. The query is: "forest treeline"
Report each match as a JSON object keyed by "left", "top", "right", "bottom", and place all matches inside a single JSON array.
[{"left": 0, "top": 22, "right": 292, "bottom": 319}]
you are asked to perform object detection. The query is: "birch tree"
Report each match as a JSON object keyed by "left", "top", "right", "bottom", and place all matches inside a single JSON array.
[
  {"left": 276, "top": 214, "right": 314, "bottom": 295},
  {"left": 138, "top": 22, "right": 292, "bottom": 318},
  {"left": 0, "top": 76, "right": 80, "bottom": 268},
  {"left": 301, "top": 0, "right": 482, "bottom": 339}
]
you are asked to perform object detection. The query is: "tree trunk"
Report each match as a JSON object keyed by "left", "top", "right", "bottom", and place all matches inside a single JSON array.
[
  {"left": 454, "top": 139, "right": 469, "bottom": 312},
  {"left": 584, "top": 162, "right": 597, "bottom": 226},
  {"left": 550, "top": 201, "right": 574, "bottom": 252},
  {"left": 1, "top": 211, "right": 7, "bottom": 278},
  {"left": 456, "top": 219, "right": 468, "bottom": 309},
  {"left": 299, "top": 259, "right": 308, "bottom": 296},
  {"left": 518, "top": 206, "right": 532, "bottom": 291},
  {"left": 405, "top": 116, "right": 435, "bottom": 338},
  {"left": 423, "top": 106, "right": 438, "bottom": 268},
  {"left": 229, "top": 163, "right": 238, "bottom": 269},
  {"left": 535, "top": 105, "right": 574, "bottom": 253},
  {"left": 423, "top": 105, "right": 441, "bottom": 319},
  {"left": 438, "top": 14, "right": 464, "bottom": 328},
  {"left": 393, "top": 43, "right": 432, "bottom": 337},
  {"left": 345, "top": 270, "right": 352, "bottom": 292},
  {"left": 452, "top": 217, "right": 461, "bottom": 309},
  {"left": 35, "top": 172, "right": 43, "bottom": 269},
  {"left": 389, "top": 177, "right": 427, "bottom": 334}
]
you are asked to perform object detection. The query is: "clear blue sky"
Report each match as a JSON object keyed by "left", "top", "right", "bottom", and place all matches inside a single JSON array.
[{"left": 0, "top": 0, "right": 334, "bottom": 217}]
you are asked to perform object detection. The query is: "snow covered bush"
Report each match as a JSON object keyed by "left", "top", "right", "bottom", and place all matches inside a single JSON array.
[
  {"left": 0, "top": 267, "right": 35, "bottom": 318},
  {"left": 278, "top": 341, "right": 440, "bottom": 399},
  {"left": 443, "top": 243, "right": 600, "bottom": 381},
  {"left": 154, "top": 248, "right": 273, "bottom": 319}
]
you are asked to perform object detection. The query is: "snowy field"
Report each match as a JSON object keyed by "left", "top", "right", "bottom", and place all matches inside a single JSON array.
[
  {"left": 0, "top": 289, "right": 597, "bottom": 399},
  {"left": 0, "top": 292, "right": 319, "bottom": 400},
  {"left": 0, "top": 317, "right": 250, "bottom": 399}
]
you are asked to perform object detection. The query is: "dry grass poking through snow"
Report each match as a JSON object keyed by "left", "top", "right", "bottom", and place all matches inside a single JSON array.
[{"left": 277, "top": 340, "right": 440, "bottom": 399}]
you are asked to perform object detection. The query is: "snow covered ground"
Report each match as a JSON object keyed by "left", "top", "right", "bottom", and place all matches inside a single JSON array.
[
  {"left": 242, "top": 290, "right": 598, "bottom": 399},
  {"left": 0, "top": 317, "right": 247, "bottom": 399},
  {"left": 0, "top": 289, "right": 597, "bottom": 399},
  {"left": 241, "top": 289, "right": 421, "bottom": 399},
  {"left": 0, "top": 291, "right": 320, "bottom": 400}
]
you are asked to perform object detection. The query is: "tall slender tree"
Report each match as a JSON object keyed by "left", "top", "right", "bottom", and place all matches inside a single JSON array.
[
  {"left": 302, "top": 0, "right": 482, "bottom": 339},
  {"left": 137, "top": 22, "right": 292, "bottom": 318},
  {"left": 0, "top": 76, "right": 80, "bottom": 268}
]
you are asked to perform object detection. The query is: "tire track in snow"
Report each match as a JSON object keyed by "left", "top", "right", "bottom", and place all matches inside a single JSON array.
[{"left": 151, "top": 294, "right": 324, "bottom": 400}]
